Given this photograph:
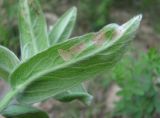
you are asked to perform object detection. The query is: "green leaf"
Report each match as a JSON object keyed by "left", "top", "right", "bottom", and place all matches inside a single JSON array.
[
  {"left": 0, "top": 46, "right": 19, "bottom": 81},
  {"left": 49, "top": 7, "right": 77, "bottom": 44},
  {"left": 1, "top": 105, "right": 48, "bottom": 118},
  {"left": 18, "top": 0, "right": 49, "bottom": 60},
  {"left": 10, "top": 15, "right": 142, "bottom": 104},
  {"left": 54, "top": 84, "right": 93, "bottom": 105}
]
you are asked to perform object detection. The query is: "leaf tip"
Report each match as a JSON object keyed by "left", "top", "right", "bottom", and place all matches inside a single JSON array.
[
  {"left": 71, "top": 6, "right": 77, "bottom": 12},
  {"left": 134, "top": 14, "right": 143, "bottom": 22},
  {"left": 69, "top": 6, "right": 77, "bottom": 15},
  {"left": 123, "top": 14, "right": 143, "bottom": 29}
]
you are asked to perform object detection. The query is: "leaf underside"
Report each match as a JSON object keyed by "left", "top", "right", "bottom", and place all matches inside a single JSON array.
[{"left": 10, "top": 15, "right": 142, "bottom": 104}]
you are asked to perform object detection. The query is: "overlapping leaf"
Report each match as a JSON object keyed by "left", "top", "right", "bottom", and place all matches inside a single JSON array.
[
  {"left": 2, "top": 105, "right": 48, "bottom": 118},
  {"left": 54, "top": 84, "right": 93, "bottom": 105},
  {"left": 0, "top": 46, "right": 19, "bottom": 81},
  {"left": 18, "top": 0, "right": 49, "bottom": 60},
  {"left": 10, "top": 15, "right": 142, "bottom": 104},
  {"left": 49, "top": 7, "right": 77, "bottom": 44}
]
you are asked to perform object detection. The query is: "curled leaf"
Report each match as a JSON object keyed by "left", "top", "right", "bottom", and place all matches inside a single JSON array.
[
  {"left": 0, "top": 46, "right": 19, "bottom": 81},
  {"left": 10, "top": 15, "right": 142, "bottom": 104}
]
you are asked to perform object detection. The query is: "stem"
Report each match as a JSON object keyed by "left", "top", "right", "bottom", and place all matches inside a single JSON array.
[{"left": 0, "top": 89, "right": 18, "bottom": 112}]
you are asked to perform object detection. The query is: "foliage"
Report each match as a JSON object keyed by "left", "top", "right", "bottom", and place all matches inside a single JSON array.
[
  {"left": 107, "top": 48, "right": 160, "bottom": 118},
  {"left": 0, "top": 0, "right": 141, "bottom": 117}
]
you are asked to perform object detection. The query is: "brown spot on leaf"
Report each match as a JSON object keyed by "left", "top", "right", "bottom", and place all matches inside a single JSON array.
[
  {"left": 69, "top": 43, "right": 85, "bottom": 55},
  {"left": 93, "top": 32, "right": 105, "bottom": 46},
  {"left": 58, "top": 49, "right": 72, "bottom": 61},
  {"left": 58, "top": 43, "right": 85, "bottom": 61},
  {"left": 112, "top": 26, "right": 124, "bottom": 39}
]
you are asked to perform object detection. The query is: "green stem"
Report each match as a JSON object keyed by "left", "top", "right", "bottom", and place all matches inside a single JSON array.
[{"left": 0, "top": 89, "right": 18, "bottom": 112}]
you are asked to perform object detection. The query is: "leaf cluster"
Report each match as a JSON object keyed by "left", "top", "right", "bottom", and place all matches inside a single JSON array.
[{"left": 0, "top": 0, "right": 141, "bottom": 117}]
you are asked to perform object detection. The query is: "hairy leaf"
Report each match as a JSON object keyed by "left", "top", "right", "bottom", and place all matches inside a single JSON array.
[
  {"left": 49, "top": 7, "right": 77, "bottom": 44},
  {"left": 10, "top": 15, "right": 142, "bottom": 104},
  {"left": 2, "top": 105, "right": 48, "bottom": 118},
  {"left": 18, "top": 0, "right": 49, "bottom": 60},
  {"left": 54, "top": 84, "right": 93, "bottom": 105},
  {"left": 0, "top": 46, "right": 19, "bottom": 81}
]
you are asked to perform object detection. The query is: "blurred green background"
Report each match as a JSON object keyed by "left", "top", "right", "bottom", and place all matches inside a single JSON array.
[{"left": 0, "top": 0, "right": 160, "bottom": 118}]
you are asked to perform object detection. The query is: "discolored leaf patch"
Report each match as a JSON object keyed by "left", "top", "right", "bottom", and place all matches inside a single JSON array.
[
  {"left": 58, "top": 43, "right": 86, "bottom": 61},
  {"left": 69, "top": 43, "right": 86, "bottom": 55},
  {"left": 113, "top": 26, "right": 125, "bottom": 39},
  {"left": 93, "top": 32, "right": 105, "bottom": 47},
  {"left": 58, "top": 49, "right": 72, "bottom": 61}
]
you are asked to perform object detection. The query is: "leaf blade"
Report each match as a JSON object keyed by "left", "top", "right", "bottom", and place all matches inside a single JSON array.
[
  {"left": 10, "top": 15, "right": 142, "bottom": 104},
  {"left": 49, "top": 7, "right": 77, "bottom": 44},
  {"left": 0, "top": 46, "right": 19, "bottom": 81},
  {"left": 18, "top": 0, "right": 49, "bottom": 60}
]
